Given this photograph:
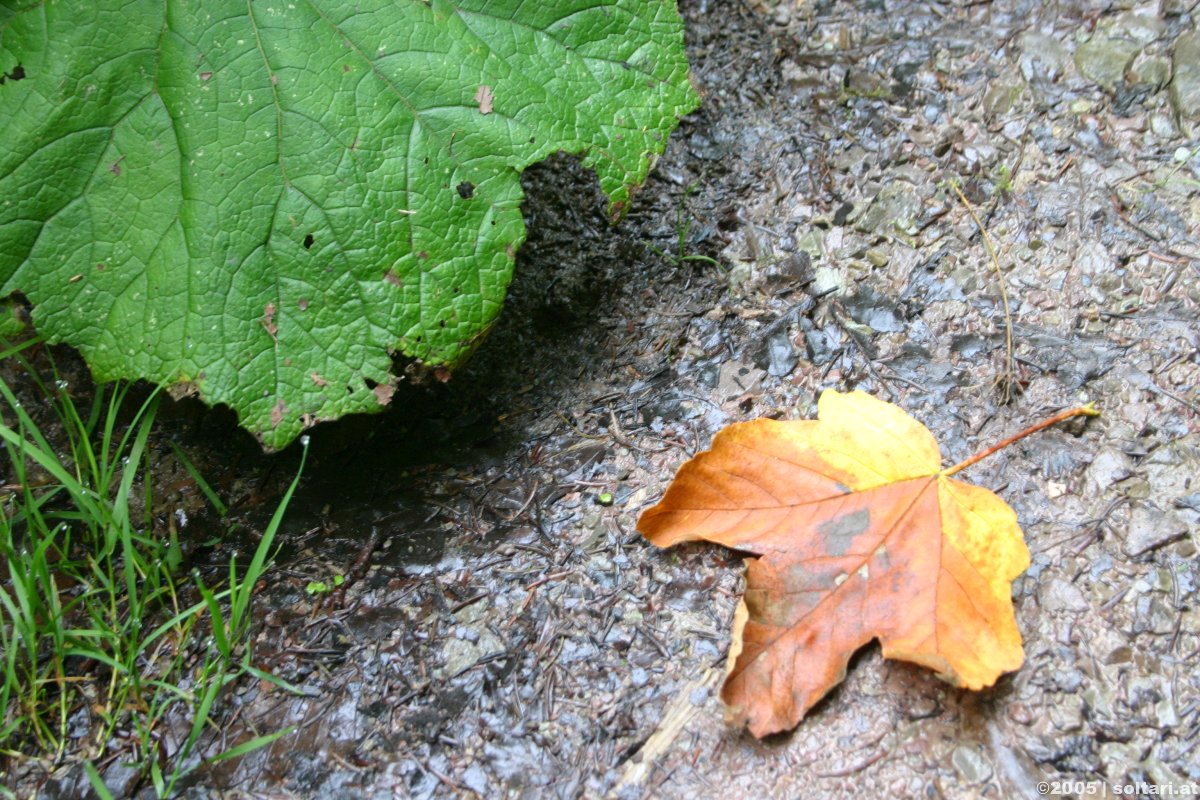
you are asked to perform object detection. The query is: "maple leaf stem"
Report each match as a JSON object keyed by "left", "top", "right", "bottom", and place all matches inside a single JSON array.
[{"left": 942, "top": 403, "right": 1100, "bottom": 478}]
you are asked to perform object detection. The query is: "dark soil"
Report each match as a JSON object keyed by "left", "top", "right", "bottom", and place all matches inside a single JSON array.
[{"left": 9, "top": 0, "right": 1200, "bottom": 798}]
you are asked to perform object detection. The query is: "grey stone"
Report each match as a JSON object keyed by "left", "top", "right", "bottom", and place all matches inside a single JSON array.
[
  {"left": 811, "top": 264, "right": 846, "bottom": 296},
  {"left": 952, "top": 745, "right": 993, "bottom": 783},
  {"left": 1020, "top": 32, "right": 1072, "bottom": 82},
  {"left": 844, "top": 295, "right": 904, "bottom": 333},
  {"left": 804, "top": 327, "right": 839, "bottom": 365},
  {"left": 1110, "top": 11, "right": 1165, "bottom": 45},
  {"left": 854, "top": 182, "right": 922, "bottom": 234},
  {"left": 1075, "top": 36, "right": 1141, "bottom": 91},
  {"left": 1039, "top": 577, "right": 1090, "bottom": 613},
  {"left": 846, "top": 69, "right": 890, "bottom": 99},
  {"left": 1131, "top": 53, "right": 1171, "bottom": 89},
  {"left": 1171, "top": 31, "right": 1200, "bottom": 130},
  {"left": 753, "top": 331, "right": 799, "bottom": 378},
  {"left": 462, "top": 764, "right": 489, "bottom": 795},
  {"left": 1036, "top": 184, "right": 1078, "bottom": 226},
  {"left": 757, "top": 251, "right": 812, "bottom": 291},
  {"left": 717, "top": 360, "right": 765, "bottom": 401},
  {"left": 1048, "top": 694, "right": 1086, "bottom": 732},
  {"left": 1123, "top": 505, "right": 1189, "bottom": 557},
  {"left": 1075, "top": 240, "right": 1113, "bottom": 276},
  {"left": 103, "top": 761, "right": 142, "bottom": 799},
  {"left": 983, "top": 76, "right": 1027, "bottom": 117},
  {"left": 1150, "top": 112, "right": 1180, "bottom": 138},
  {"left": 865, "top": 247, "right": 889, "bottom": 267},
  {"left": 1084, "top": 446, "right": 1134, "bottom": 493},
  {"left": 441, "top": 621, "right": 504, "bottom": 677},
  {"left": 795, "top": 228, "right": 825, "bottom": 260},
  {"left": 1101, "top": 743, "right": 1144, "bottom": 782}
]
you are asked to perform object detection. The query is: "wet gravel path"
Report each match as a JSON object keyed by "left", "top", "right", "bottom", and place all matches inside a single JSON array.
[{"left": 21, "top": 0, "right": 1200, "bottom": 798}]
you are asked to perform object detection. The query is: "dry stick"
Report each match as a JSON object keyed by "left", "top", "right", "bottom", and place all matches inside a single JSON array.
[
  {"left": 951, "top": 181, "right": 1017, "bottom": 402},
  {"left": 943, "top": 403, "right": 1099, "bottom": 478}
]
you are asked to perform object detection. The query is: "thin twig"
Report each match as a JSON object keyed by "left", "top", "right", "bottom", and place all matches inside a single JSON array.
[
  {"left": 500, "top": 479, "right": 539, "bottom": 522},
  {"left": 951, "top": 181, "right": 1017, "bottom": 402}
]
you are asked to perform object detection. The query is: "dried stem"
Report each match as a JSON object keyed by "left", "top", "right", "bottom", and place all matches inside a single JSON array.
[{"left": 952, "top": 181, "right": 1017, "bottom": 402}]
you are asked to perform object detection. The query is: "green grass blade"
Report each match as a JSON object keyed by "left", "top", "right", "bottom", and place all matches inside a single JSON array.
[
  {"left": 207, "top": 726, "right": 295, "bottom": 764},
  {"left": 82, "top": 761, "right": 115, "bottom": 800},
  {"left": 169, "top": 442, "right": 229, "bottom": 516},
  {"left": 229, "top": 438, "right": 308, "bottom": 628}
]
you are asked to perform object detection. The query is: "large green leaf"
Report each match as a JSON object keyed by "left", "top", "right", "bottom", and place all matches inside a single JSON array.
[{"left": 0, "top": 1, "right": 698, "bottom": 448}]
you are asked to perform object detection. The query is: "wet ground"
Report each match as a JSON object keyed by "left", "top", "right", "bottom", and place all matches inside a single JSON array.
[{"left": 12, "top": 0, "right": 1200, "bottom": 797}]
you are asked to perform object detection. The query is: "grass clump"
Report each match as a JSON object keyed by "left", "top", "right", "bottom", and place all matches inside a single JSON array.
[
  {"left": 648, "top": 181, "right": 727, "bottom": 274},
  {"left": 0, "top": 338, "right": 304, "bottom": 797}
]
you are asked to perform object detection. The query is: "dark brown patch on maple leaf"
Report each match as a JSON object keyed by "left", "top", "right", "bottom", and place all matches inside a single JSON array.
[{"left": 817, "top": 508, "right": 870, "bottom": 556}]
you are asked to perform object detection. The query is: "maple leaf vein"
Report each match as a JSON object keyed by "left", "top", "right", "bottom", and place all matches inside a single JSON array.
[{"left": 730, "top": 478, "right": 936, "bottom": 682}]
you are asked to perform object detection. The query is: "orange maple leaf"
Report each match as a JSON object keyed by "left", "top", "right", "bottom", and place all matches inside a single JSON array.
[{"left": 638, "top": 390, "right": 1097, "bottom": 737}]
